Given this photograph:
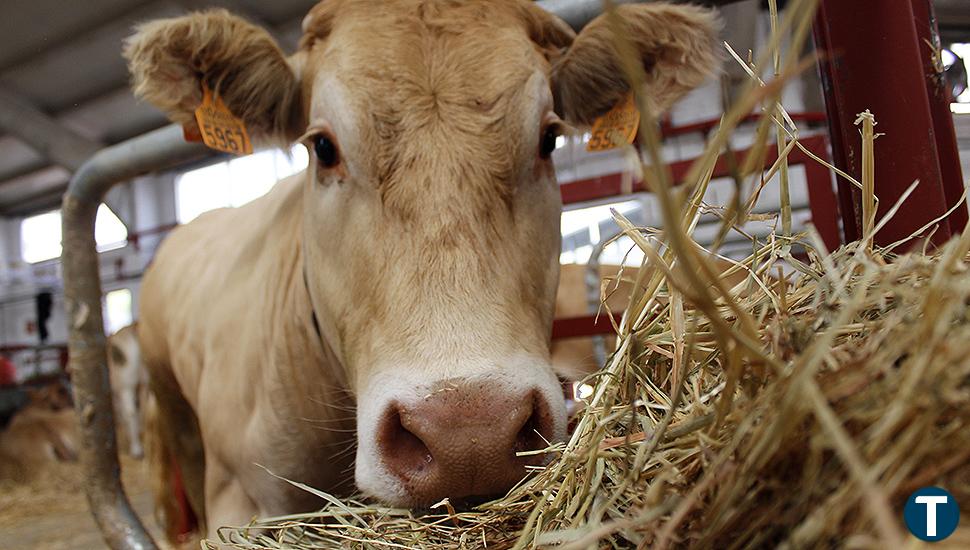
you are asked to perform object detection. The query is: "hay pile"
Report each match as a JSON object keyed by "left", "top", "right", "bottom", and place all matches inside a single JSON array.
[
  {"left": 209, "top": 0, "right": 969, "bottom": 547},
  {"left": 209, "top": 236, "right": 970, "bottom": 550}
]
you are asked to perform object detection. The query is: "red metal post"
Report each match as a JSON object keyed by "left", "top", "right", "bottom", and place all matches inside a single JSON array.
[
  {"left": 551, "top": 313, "right": 621, "bottom": 339},
  {"left": 914, "top": 0, "right": 969, "bottom": 234},
  {"left": 813, "top": 0, "right": 967, "bottom": 248}
]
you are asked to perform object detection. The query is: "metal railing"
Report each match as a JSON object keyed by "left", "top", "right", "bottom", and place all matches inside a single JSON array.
[{"left": 62, "top": 125, "right": 209, "bottom": 550}]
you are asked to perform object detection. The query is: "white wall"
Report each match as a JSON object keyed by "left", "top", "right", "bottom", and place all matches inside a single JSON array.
[{"left": 954, "top": 114, "right": 970, "bottom": 181}]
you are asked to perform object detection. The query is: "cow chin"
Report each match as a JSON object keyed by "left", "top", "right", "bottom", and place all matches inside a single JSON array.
[{"left": 353, "top": 357, "right": 567, "bottom": 507}]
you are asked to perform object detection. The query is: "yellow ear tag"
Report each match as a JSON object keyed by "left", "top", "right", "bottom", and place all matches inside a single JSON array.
[
  {"left": 193, "top": 84, "right": 253, "bottom": 155},
  {"left": 586, "top": 93, "right": 640, "bottom": 152}
]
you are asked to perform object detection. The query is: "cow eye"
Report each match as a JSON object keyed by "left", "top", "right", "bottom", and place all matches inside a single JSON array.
[
  {"left": 539, "top": 125, "right": 561, "bottom": 159},
  {"left": 313, "top": 134, "right": 340, "bottom": 168}
]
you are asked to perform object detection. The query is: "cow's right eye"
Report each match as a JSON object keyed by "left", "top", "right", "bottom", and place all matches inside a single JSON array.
[{"left": 313, "top": 135, "right": 340, "bottom": 168}]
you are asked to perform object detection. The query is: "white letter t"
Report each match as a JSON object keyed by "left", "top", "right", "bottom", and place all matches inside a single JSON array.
[{"left": 915, "top": 495, "right": 949, "bottom": 536}]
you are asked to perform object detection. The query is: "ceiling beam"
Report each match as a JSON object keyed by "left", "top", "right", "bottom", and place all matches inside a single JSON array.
[
  {"left": 0, "top": 188, "right": 68, "bottom": 217},
  {"left": 935, "top": 0, "right": 970, "bottom": 29},
  {"left": 0, "top": 0, "right": 158, "bottom": 75},
  {"left": 0, "top": 3, "right": 310, "bottom": 218},
  {"left": 0, "top": 165, "right": 71, "bottom": 216},
  {"left": 0, "top": 152, "right": 48, "bottom": 183},
  {"left": 0, "top": 165, "right": 71, "bottom": 199},
  {"left": 0, "top": 86, "right": 101, "bottom": 171},
  {"left": 0, "top": 88, "right": 144, "bottom": 225}
]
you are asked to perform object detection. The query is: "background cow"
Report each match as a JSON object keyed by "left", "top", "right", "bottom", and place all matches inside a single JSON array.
[
  {"left": 108, "top": 323, "right": 148, "bottom": 459},
  {"left": 124, "top": 0, "right": 718, "bottom": 539},
  {"left": 552, "top": 263, "right": 634, "bottom": 381},
  {"left": 0, "top": 381, "right": 79, "bottom": 480}
]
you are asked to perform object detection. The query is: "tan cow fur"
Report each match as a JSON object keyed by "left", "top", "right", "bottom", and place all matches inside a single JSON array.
[
  {"left": 0, "top": 385, "right": 79, "bottom": 481},
  {"left": 551, "top": 263, "right": 633, "bottom": 380},
  {"left": 126, "top": 0, "right": 719, "bottom": 539}
]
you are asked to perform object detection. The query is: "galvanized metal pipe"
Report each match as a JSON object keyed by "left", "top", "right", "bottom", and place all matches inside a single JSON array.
[
  {"left": 585, "top": 233, "right": 621, "bottom": 368},
  {"left": 61, "top": 124, "right": 211, "bottom": 550}
]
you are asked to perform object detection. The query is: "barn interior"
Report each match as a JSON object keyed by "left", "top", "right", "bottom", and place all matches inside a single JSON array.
[{"left": 0, "top": 0, "right": 969, "bottom": 548}]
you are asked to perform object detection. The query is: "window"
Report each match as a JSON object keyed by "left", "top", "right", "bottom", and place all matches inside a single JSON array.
[
  {"left": 21, "top": 205, "right": 128, "bottom": 264},
  {"left": 175, "top": 145, "right": 309, "bottom": 223},
  {"left": 104, "top": 288, "right": 133, "bottom": 334},
  {"left": 560, "top": 199, "right": 644, "bottom": 265}
]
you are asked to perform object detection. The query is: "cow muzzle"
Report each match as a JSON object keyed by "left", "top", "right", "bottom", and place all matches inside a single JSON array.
[{"left": 373, "top": 379, "right": 560, "bottom": 507}]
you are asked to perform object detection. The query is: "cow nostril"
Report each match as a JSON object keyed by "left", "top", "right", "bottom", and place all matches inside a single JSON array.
[
  {"left": 513, "top": 392, "right": 554, "bottom": 458},
  {"left": 379, "top": 406, "right": 433, "bottom": 476}
]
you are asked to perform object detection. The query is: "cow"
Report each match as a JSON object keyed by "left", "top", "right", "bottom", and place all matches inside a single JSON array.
[
  {"left": 0, "top": 381, "right": 79, "bottom": 481},
  {"left": 551, "top": 263, "right": 634, "bottom": 381},
  {"left": 124, "top": 0, "right": 719, "bottom": 539},
  {"left": 24, "top": 381, "right": 74, "bottom": 412},
  {"left": 107, "top": 323, "right": 149, "bottom": 458}
]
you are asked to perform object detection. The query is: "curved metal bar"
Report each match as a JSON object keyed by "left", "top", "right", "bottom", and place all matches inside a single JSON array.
[{"left": 61, "top": 124, "right": 211, "bottom": 550}]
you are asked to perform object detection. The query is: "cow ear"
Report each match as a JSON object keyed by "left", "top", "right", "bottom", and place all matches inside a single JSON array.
[
  {"left": 512, "top": 1, "right": 576, "bottom": 59},
  {"left": 552, "top": 3, "right": 721, "bottom": 127},
  {"left": 124, "top": 9, "right": 303, "bottom": 145}
]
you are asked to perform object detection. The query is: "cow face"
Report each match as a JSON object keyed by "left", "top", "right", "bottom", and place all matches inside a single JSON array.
[
  {"left": 125, "top": 0, "right": 718, "bottom": 507},
  {"left": 25, "top": 380, "right": 73, "bottom": 412}
]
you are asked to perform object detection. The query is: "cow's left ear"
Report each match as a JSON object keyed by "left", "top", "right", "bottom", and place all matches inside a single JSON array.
[
  {"left": 124, "top": 9, "right": 304, "bottom": 145},
  {"left": 552, "top": 3, "right": 721, "bottom": 127}
]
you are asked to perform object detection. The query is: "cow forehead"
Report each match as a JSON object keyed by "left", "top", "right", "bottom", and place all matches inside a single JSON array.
[
  {"left": 301, "top": 1, "right": 554, "bottom": 208},
  {"left": 302, "top": 0, "right": 551, "bottom": 132}
]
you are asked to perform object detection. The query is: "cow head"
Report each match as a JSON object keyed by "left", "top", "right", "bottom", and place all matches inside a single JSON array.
[
  {"left": 25, "top": 380, "right": 73, "bottom": 412},
  {"left": 125, "top": 0, "right": 718, "bottom": 507}
]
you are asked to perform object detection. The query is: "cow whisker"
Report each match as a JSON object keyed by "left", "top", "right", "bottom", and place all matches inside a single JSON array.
[
  {"left": 337, "top": 461, "right": 357, "bottom": 478},
  {"left": 298, "top": 415, "right": 357, "bottom": 425},
  {"left": 305, "top": 396, "right": 358, "bottom": 414},
  {"left": 310, "top": 425, "right": 358, "bottom": 434},
  {"left": 329, "top": 444, "right": 358, "bottom": 463}
]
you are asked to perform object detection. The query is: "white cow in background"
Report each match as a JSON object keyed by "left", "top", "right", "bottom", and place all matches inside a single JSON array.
[{"left": 107, "top": 323, "right": 147, "bottom": 458}]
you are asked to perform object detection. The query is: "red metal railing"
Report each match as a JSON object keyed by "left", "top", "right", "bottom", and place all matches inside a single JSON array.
[{"left": 658, "top": 111, "right": 827, "bottom": 138}]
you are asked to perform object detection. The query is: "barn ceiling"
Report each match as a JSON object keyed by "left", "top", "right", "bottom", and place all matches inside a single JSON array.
[
  {"left": 0, "top": 0, "right": 315, "bottom": 217},
  {"left": 0, "top": 0, "right": 967, "bottom": 217}
]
